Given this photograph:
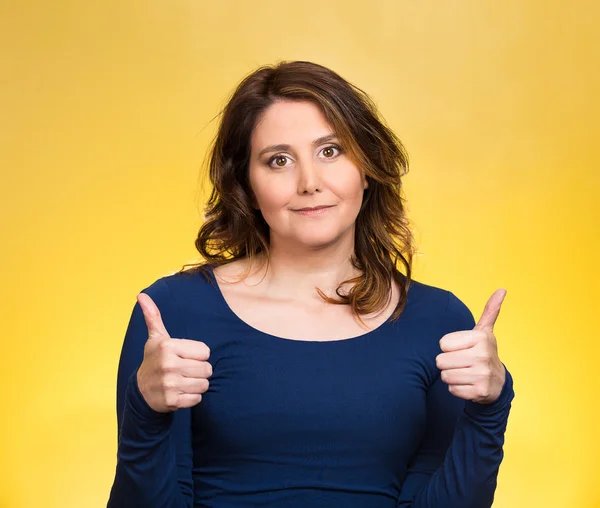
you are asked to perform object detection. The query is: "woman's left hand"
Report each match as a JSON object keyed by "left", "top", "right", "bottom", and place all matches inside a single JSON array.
[{"left": 436, "top": 289, "right": 507, "bottom": 404}]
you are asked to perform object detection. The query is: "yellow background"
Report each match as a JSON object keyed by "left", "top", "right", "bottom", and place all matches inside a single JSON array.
[{"left": 1, "top": 1, "right": 598, "bottom": 507}]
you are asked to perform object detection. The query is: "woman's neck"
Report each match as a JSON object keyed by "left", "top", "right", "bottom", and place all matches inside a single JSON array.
[{"left": 246, "top": 236, "right": 361, "bottom": 302}]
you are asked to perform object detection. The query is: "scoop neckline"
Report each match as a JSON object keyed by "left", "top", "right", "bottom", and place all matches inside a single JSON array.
[{"left": 203, "top": 263, "right": 397, "bottom": 344}]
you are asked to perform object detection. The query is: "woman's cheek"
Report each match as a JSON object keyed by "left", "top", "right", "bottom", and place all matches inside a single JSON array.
[{"left": 255, "top": 188, "right": 291, "bottom": 225}]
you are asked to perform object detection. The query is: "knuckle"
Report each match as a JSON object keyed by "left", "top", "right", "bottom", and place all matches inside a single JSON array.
[
  {"left": 158, "top": 340, "right": 171, "bottom": 352},
  {"left": 162, "top": 375, "right": 177, "bottom": 390},
  {"left": 475, "top": 352, "right": 491, "bottom": 364},
  {"left": 165, "top": 393, "right": 179, "bottom": 409},
  {"left": 476, "top": 385, "right": 490, "bottom": 399},
  {"left": 161, "top": 360, "right": 176, "bottom": 374}
]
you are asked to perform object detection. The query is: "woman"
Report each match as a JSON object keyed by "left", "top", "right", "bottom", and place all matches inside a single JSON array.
[{"left": 108, "top": 60, "right": 514, "bottom": 507}]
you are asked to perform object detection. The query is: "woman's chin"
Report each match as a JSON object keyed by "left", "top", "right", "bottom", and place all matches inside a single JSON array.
[
  {"left": 269, "top": 223, "right": 355, "bottom": 251},
  {"left": 287, "top": 231, "right": 349, "bottom": 250}
]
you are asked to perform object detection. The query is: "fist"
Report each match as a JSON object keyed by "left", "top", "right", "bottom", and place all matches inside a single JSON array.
[
  {"left": 436, "top": 289, "right": 507, "bottom": 404},
  {"left": 136, "top": 292, "right": 212, "bottom": 413}
]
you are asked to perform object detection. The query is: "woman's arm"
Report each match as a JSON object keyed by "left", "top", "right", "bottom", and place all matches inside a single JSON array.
[
  {"left": 107, "top": 278, "right": 194, "bottom": 508},
  {"left": 396, "top": 291, "right": 515, "bottom": 508}
]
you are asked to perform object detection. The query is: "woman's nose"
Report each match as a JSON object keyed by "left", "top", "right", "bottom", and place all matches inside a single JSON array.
[{"left": 296, "top": 159, "right": 322, "bottom": 194}]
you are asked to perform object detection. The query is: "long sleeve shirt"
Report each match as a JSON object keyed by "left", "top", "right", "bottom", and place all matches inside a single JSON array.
[{"left": 107, "top": 266, "right": 515, "bottom": 507}]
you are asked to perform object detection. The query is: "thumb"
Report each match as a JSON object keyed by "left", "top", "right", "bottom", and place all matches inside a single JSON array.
[
  {"left": 137, "top": 293, "right": 171, "bottom": 340},
  {"left": 474, "top": 288, "right": 507, "bottom": 332}
]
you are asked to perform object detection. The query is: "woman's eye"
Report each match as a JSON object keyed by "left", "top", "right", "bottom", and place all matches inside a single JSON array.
[
  {"left": 268, "top": 155, "right": 290, "bottom": 168},
  {"left": 321, "top": 145, "right": 342, "bottom": 158}
]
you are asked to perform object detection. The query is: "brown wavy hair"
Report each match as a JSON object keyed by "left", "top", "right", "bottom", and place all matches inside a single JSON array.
[{"left": 179, "top": 60, "right": 417, "bottom": 322}]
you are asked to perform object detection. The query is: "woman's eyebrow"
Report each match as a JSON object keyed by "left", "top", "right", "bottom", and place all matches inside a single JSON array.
[{"left": 257, "top": 134, "right": 338, "bottom": 158}]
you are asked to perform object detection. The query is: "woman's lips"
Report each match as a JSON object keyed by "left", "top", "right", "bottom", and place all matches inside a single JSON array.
[{"left": 292, "top": 205, "right": 334, "bottom": 216}]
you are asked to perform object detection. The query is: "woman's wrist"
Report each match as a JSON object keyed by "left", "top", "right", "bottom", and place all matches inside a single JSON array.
[{"left": 126, "top": 368, "right": 173, "bottom": 425}]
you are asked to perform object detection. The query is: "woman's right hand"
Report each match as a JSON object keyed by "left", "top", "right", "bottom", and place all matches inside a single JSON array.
[{"left": 135, "top": 292, "right": 212, "bottom": 413}]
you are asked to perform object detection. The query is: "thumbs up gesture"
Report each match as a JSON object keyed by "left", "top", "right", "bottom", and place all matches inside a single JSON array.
[
  {"left": 136, "top": 292, "right": 212, "bottom": 413},
  {"left": 436, "top": 289, "right": 507, "bottom": 404}
]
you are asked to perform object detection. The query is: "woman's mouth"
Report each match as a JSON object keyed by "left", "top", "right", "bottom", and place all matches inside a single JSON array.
[{"left": 292, "top": 205, "right": 335, "bottom": 216}]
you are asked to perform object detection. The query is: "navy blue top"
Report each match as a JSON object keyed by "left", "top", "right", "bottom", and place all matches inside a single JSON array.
[{"left": 108, "top": 266, "right": 514, "bottom": 508}]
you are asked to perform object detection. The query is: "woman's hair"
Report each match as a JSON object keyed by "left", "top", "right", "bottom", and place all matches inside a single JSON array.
[{"left": 179, "top": 60, "right": 417, "bottom": 322}]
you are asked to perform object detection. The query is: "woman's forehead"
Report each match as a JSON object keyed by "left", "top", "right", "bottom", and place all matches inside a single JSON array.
[{"left": 251, "top": 101, "right": 334, "bottom": 148}]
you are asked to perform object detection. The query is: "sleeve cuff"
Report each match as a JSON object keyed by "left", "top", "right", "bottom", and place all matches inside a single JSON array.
[{"left": 465, "top": 363, "right": 515, "bottom": 416}]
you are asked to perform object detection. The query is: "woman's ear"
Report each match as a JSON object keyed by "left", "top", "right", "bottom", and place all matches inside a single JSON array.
[{"left": 363, "top": 175, "right": 369, "bottom": 190}]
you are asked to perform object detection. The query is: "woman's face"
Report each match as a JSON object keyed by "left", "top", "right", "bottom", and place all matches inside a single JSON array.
[{"left": 248, "top": 100, "right": 368, "bottom": 250}]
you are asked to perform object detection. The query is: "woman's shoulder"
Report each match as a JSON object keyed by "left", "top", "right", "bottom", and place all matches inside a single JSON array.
[
  {"left": 138, "top": 264, "right": 217, "bottom": 307},
  {"left": 404, "top": 277, "right": 474, "bottom": 325}
]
